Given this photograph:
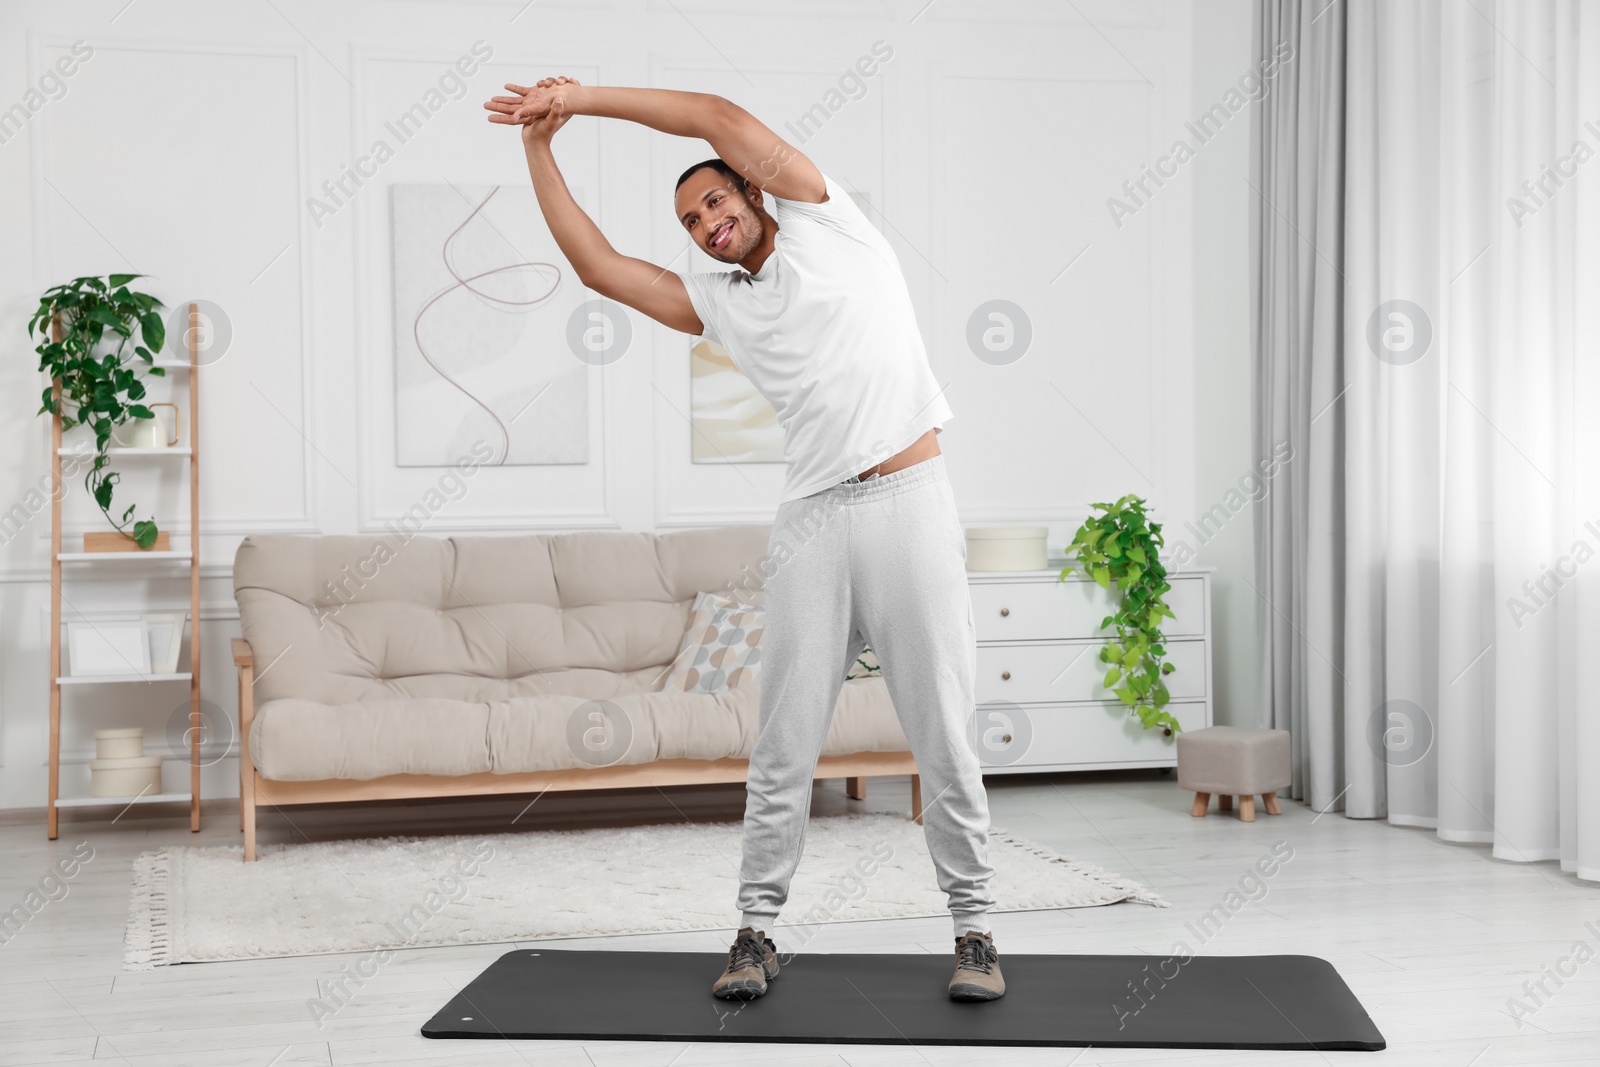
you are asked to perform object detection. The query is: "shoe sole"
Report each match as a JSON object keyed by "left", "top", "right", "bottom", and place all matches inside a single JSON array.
[
  {"left": 713, "top": 982, "right": 766, "bottom": 1000},
  {"left": 949, "top": 983, "right": 1005, "bottom": 1001},
  {"left": 712, "top": 969, "right": 777, "bottom": 1000}
]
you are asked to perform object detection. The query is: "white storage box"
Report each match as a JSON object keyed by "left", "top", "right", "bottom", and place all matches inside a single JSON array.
[
  {"left": 90, "top": 755, "right": 162, "bottom": 797},
  {"left": 94, "top": 727, "right": 145, "bottom": 760},
  {"left": 965, "top": 525, "right": 1050, "bottom": 572}
]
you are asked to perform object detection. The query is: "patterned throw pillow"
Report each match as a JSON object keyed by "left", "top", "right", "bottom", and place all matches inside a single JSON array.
[
  {"left": 846, "top": 646, "right": 881, "bottom": 680},
  {"left": 660, "top": 591, "right": 765, "bottom": 694}
]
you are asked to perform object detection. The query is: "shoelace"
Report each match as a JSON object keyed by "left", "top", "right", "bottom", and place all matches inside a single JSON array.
[
  {"left": 955, "top": 936, "right": 996, "bottom": 974},
  {"left": 725, "top": 935, "right": 767, "bottom": 975}
]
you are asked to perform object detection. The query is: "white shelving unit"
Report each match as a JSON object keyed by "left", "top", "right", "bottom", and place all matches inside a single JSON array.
[
  {"left": 47, "top": 306, "right": 203, "bottom": 838},
  {"left": 55, "top": 791, "right": 194, "bottom": 810},
  {"left": 57, "top": 673, "right": 194, "bottom": 686},
  {"left": 58, "top": 550, "right": 192, "bottom": 562}
]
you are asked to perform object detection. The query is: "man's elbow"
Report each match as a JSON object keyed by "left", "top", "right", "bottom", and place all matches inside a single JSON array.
[
  {"left": 701, "top": 93, "right": 740, "bottom": 133},
  {"left": 572, "top": 258, "right": 608, "bottom": 294},
  {"left": 576, "top": 265, "right": 620, "bottom": 302}
]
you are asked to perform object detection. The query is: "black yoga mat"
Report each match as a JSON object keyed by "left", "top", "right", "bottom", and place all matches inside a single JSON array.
[{"left": 422, "top": 948, "right": 1385, "bottom": 1051}]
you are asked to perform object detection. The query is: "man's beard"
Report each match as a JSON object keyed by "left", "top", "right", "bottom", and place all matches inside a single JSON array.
[{"left": 708, "top": 201, "right": 761, "bottom": 264}]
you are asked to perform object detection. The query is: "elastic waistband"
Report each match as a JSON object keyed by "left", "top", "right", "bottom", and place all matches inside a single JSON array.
[{"left": 835, "top": 453, "right": 947, "bottom": 503}]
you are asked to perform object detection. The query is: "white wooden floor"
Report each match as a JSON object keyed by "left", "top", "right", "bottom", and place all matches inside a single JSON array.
[{"left": 2, "top": 769, "right": 1596, "bottom": 1066}]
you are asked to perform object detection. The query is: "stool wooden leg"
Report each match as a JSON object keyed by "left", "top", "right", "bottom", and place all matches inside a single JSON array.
[
  {"left": 846, "top": 776, "right": 867, "bottom": 800},
  {"left": 1189, "top": 792, "right": 1210, "bottom": 817},
  {"left": 1219, "top": 794, "right": 1234, "bottom": 812},
  {"left": 1239, "top": 794, "right": 1256, "bottom": 822},
  {"left": 1263, "top": 791, "right": 1282, "bottom": 815},
  {"left": 911, "top": 774, "right": 924, "bottom": 825}
]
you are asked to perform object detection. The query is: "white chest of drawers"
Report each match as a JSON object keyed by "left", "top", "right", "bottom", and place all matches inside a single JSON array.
[{"left": 966, "top": 564, "right": 1214, "bottom": 774}]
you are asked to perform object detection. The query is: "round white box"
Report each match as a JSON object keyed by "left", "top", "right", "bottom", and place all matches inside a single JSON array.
[
  {"left": 94, "top": 727, "right": 145, "bottom": 760},
  {"left": 89, "top": 755, "right": 162, "bottom": 798},
  {"left": 965, "top": 525, "right": 1050, "bottom": 572}
]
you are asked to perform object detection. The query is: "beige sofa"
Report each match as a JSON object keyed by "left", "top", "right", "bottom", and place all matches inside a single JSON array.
[{"left": 230, "top": 526, "right": 920, "bottom": 861}]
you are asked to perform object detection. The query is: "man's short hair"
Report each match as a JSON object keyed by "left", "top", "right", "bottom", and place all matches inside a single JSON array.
[{"left": 675, "top": 158, "right": 749, "bottom": 196}]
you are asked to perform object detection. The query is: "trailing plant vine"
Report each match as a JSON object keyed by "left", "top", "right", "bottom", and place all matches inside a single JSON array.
[
  {"left": 29, "top": 274, "right": 168, "bottom": 549},
  {"left": 1060, "top": 494, "right": 1182, "bottom": 736}
]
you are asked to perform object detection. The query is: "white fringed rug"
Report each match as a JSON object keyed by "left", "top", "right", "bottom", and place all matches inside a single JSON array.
[{"left": 123, "top": 812, "right": 1167, "bottom": 969}]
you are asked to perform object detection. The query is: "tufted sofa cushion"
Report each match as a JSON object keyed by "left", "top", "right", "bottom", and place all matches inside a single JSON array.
[{"left": 233, "top": 527, "right": 909, "bottom": 781}]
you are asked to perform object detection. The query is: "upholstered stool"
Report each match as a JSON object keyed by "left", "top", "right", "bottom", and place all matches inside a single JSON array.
[{"left": 1177, "top": 726, "right": 1290, "bottom": 822}]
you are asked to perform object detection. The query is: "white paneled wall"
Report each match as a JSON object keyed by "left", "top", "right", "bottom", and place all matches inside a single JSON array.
[{"left": 0, "top": 0, "right": 1257, "bottom": 811}]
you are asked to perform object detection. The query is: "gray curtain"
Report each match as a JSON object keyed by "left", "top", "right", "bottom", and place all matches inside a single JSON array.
[{"left": 1250, "top": 0, "right": 1348, "bottom": 813}]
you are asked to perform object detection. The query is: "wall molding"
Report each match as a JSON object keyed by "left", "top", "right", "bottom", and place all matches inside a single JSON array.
[
  {"left": 349, "top": 46, "right": 622, "bottom": 534},
  {"left": 27, "top": 31, "right": 323, "bottom": 537},
  {"left": 927, "top": 58, "right": 1178, "bottom": 517}
]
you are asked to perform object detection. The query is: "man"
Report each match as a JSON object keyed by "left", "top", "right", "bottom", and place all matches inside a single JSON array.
[{"left": 486, "top": 77, "right": 1004, "bottom": 1003}]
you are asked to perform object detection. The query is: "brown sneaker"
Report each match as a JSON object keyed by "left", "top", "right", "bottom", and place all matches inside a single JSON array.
[
  {"left": 948, "top": 931, "right": 1005, "bottom": 1001},
  {"left": 711, "top": 926, "right": 779, "bottom": 1000}
]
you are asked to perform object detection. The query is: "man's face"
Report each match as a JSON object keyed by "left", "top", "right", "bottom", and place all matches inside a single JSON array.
[{"left": 676, "top": 169, "right": 763, "bottom": 264}]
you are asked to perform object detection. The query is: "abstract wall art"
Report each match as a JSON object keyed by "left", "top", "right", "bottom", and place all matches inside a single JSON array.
[{"left": 391, "top": 182, "right": 590, "bottom": 467}]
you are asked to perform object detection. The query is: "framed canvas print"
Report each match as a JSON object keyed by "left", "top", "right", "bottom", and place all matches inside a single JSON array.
[
  {"left": 141, "top": 612, "right": 187, "bottom": 675},
  {"left": 689, "top": 337, "right": 782, "bottom": 463},
  {"left": 67, "top": 621, "right": 151, "bottom": 677},
  {"left": 390, "top": 182, "right": 591, "bottom": 468}
]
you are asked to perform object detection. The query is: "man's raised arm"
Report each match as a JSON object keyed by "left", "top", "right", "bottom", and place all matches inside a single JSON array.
[
  {"left": 501, "top": 77, "right": 704, "bottom": 335},
  {"left": 490, "top": 81, "right": 827, "bottom": 204}
]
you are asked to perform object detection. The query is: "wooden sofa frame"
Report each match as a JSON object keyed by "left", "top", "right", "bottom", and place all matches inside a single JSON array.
[{"left": 234, "top": 638, "right": 924, "bottom": 861}]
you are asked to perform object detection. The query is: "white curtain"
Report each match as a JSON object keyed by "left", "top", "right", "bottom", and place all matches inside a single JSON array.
[{"left": 1253, "top": 0, "right": 1599, "bottom": 882}]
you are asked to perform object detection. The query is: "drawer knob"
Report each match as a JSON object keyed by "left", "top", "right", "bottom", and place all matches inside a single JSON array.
[
  {"left": 999, "top": 607, "right": 1010, "bottom": 617},
  {"left": 1001, "top": 671, "right": 1011, "bottom": 681},
  {"left": 1002, "top": 734, "right": 1013, "bottom": 743}
]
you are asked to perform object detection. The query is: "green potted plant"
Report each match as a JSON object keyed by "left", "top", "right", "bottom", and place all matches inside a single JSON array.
[
  {"left": 29, "top": 274, "right": 169, "bottom": 549},
  {"left": 1060, "top": 494, "right": 1182, "bottom": 736}
]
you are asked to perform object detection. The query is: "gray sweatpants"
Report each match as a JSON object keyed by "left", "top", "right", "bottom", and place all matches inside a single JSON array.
[{"left": 737, "top": 453, "right": 997, "bottom": 939}]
